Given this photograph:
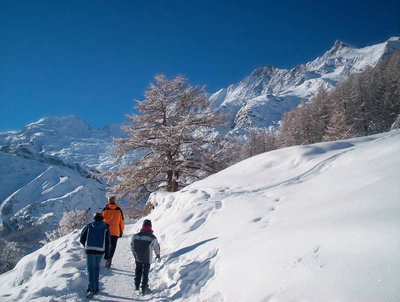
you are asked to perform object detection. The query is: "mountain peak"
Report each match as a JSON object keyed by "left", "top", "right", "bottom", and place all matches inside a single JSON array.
[
  {"left": 208, "top": 37, "right": 400, "bottom": 134},
  {"left": 249, "top": 64, "right": 276, "bottom": 78},
  {"left": 27, "top": 115, "right": 89, "bottom": 128},
  {"left": 333, "top": 39, "right": 347, "bottom": 47},
  {"left": 384, "top": 36, "right": 400, "bottom": 55},
  {"left": 22, "top": 115, "right": 97, "bottom": 138},
  {"left": 387, "top": 36, "right": 400, "bottom": 42},
  {"left": 328, "top": 39, "right": 351, "bottom": 56}
]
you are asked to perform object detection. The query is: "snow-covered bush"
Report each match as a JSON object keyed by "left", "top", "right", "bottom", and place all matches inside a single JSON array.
[
  {"left": 58, "top": 209, "right": 88, "bottom": 236},
  {"left": 46, "top": 209, "right": 89, "bottom": 241},
  {"left": 0, "top": 239, "right": 22, "bottom": 274}
]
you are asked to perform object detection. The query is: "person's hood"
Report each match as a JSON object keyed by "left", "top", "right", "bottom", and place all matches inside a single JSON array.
[{"left": 91, "top": 220, "right": 107, "bottom": 229}]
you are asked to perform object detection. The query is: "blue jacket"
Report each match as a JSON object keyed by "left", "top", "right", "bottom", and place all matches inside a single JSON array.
[{"left": 80, "top": 220, "right": 111, "bottom": 257}]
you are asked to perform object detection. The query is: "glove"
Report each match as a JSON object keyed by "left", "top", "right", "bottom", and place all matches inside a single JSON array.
[{"left": 155, "top": 254, "right": 161, "bottom": 262}]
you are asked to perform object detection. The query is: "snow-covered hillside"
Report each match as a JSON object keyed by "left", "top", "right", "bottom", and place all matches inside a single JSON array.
[
  {"left": 0, "top": 116, "right": 125, "bottom": 246},
  {"left": 1, "top": 130, "right": 399, "bottom": 301},
  {"left": 0, "top": 149, "right": 107, "bottom": 241},
  {"left": 210, "top": 36, "right": 400, "bottom": 134}
]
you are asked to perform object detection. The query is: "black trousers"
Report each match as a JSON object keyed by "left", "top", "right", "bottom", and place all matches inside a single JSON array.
[
  {"left": 134, "top": 261, "right": 151, "bottom": 289},
  {"left": 110, "top": 236, "right": 119, "bottom": 259}
]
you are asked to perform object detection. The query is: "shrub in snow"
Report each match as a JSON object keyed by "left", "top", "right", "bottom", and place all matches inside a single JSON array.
[
  {"left": 46, "top": 209, "right": 89, "bottom": 241},
  {"left": 58, "top": 209, "right": 88, "bottom": 236},
  {"left": 0, "top": 239, "right": 22, "bottom": 274}
]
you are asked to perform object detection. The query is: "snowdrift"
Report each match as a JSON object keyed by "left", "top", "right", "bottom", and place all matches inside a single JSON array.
[{"left": 1, "top": 130, "right": 399, "bottom": 301}]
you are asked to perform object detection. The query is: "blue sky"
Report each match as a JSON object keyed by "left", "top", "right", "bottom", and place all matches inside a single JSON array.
[{"left": 1, "top": 0, "right": 399, "bottom": 131}]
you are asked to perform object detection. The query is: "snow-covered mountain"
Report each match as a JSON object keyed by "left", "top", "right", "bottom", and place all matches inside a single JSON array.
[
  {"left": 0, "top": 115, "right": 123, "bottom": 172},
  {"left": 1, "top": 37, "right": 399, "bottom": 255},
  {"left": 0, "top": 116, "right": 125, "bottom": 249},
  {"left": 210, "top": 36, "right": 400, "bottom": 134},
  {"left": 0, "top": 130, "right": 399, "bottom": 301}
]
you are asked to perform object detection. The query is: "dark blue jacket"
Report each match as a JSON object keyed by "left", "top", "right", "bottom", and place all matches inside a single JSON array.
[
  {"left": 80, "top": 220, "right": 111, "bottom": 258},
  {"left": 131, "top": 229, "right": 160, "bottom": 264}
]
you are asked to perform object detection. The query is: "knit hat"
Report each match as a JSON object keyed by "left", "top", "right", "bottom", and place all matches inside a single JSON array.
[
  {"left": 94, "top": 212, "right": 104, "bottom": 221},
  {"left": 143, "top": 219, "right": 152, "bottom": 227}
]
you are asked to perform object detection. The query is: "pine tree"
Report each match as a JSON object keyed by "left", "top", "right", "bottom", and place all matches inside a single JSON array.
[{"left": 108, "top": 75, "right": 227, "bottom": 206}]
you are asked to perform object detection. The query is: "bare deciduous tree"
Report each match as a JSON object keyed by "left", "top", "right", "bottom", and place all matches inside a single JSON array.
[{"left": 108, "top": 75, "right": 227, "bottom": 207}]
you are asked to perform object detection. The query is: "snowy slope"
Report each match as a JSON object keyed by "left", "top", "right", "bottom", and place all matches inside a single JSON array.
[
  {"left": 1, "top": 130, "right": 399, "bottom": 301},
  {"left": 209, "top": 37, "right": 400, "bottom": 134},
  {"left": 0, "top": 149, "right": 108, "bottom": 243},
  {"left": 0, "top": 116, "right": 125, "bottom": 245}
]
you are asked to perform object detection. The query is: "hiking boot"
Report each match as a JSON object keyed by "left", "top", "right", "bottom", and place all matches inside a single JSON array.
[
  {"left": 105, "top": 258, "right": 112, "bottom": 268},
  {"left": 142, "top": 287, "right": 152, "bottom": 296},
  {"left": 86, "top": 290, "right": 95, "bottom": 299},
  {"left": 135, "top": 284, "right": 140, "bottom": 291}
]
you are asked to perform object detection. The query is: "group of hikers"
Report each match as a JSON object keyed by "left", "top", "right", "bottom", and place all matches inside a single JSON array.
[{"left": 79, "top": 196, "right": 160, "bottom": 298}]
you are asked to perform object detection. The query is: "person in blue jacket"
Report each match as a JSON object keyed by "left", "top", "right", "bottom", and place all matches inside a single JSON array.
[
  {"left": 80, "top": 212, "right": 111, "bottom": 298},
  {"left": 131, "top": 219, "right": 161, "bottom": 296}
]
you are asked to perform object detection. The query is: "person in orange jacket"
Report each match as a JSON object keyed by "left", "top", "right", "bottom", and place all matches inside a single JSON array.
[{"left": 101, "top": 196, "right": 125, "bottom": 268}]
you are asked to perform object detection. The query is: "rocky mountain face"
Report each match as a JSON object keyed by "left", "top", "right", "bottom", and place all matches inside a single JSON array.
[
  {"left": 209, "top": 36, "right": 400, "bottom": 135},
  {"left": 1, "top": 37, "right": 399, "bottom": 249}
]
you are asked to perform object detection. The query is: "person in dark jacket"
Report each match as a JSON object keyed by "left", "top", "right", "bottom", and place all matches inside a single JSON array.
[
  {"left": 80, "top": 212, "right": 111, "bottom": 298},
  {"left": 131, "top": 219, "right": 160, "bottom": 296},
  {"left": 102, "top": 196, "right": 125, "bottom": 268}
]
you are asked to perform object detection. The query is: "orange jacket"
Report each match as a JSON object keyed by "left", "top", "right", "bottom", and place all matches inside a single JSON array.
[{"left": 102, "top": 203, "right": 125, "bottom": 237}]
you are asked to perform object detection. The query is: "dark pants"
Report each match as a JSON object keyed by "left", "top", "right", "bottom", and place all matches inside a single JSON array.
[
  {"left": 110, "top": 236, "right": 119, "bottom": 259},
  {"left": 135, "top": 261, "right": 151, "bottom": 290}
]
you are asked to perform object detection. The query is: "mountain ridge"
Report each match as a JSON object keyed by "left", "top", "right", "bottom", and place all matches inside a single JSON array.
[{"left": 210, "top": 36, "right": 400, "bottom": 134}]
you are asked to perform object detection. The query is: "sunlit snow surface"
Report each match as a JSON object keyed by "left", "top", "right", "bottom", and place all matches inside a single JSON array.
[{"left": 1, "top": 130, "right": 399, "bottom": 301}]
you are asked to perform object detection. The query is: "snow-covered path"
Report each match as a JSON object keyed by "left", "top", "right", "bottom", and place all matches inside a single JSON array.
[
  {"left": 96, "top": 224, "right": 137, "bottom": 301},
  {"left": 95, "top": 224, "right": 168, "bottom": 301}
]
